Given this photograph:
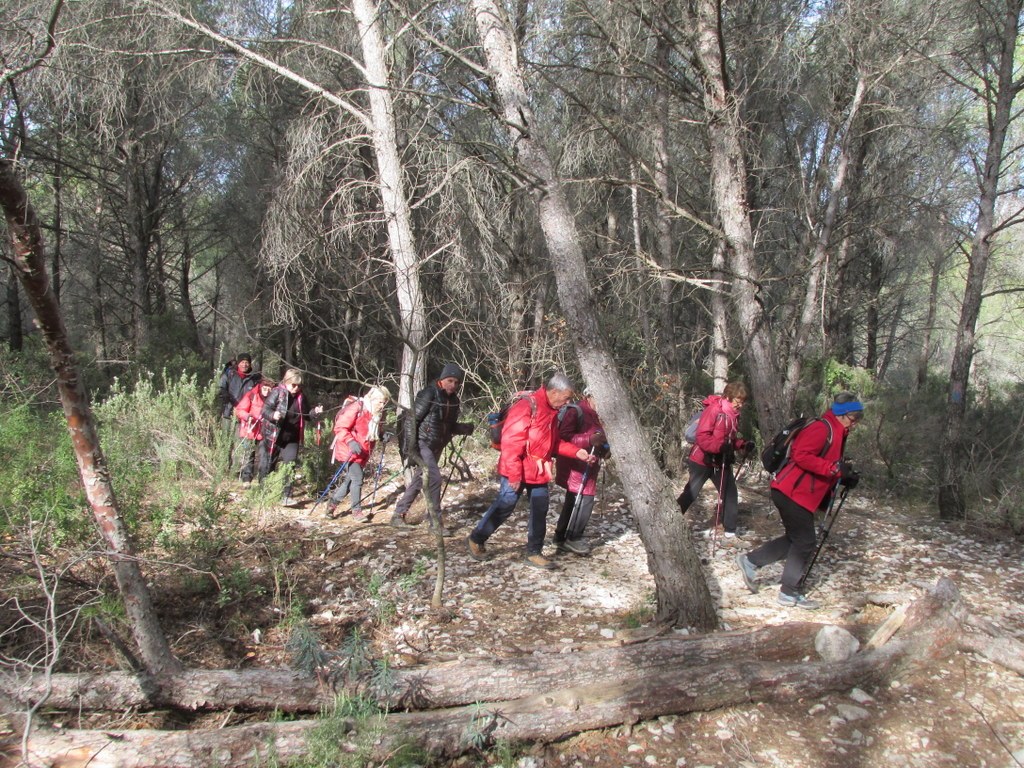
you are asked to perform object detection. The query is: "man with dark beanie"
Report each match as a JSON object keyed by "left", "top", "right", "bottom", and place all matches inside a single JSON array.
[
  {"left": 735, "top": 392, "right": 863, "bottom": 609},
  {"left": 219, "top": 353, "right": 260, "bottom": 421},
  {"left": 392, "top": 363, "right": 475, "bottom": 530}
]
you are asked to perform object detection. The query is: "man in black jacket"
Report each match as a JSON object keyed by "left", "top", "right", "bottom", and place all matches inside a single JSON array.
[{"left": 392, "top": 363, "right": 474, "bottom": 529}]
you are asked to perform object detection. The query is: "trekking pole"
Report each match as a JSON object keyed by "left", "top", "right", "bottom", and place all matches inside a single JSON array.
[
  {"left": 709, "top": 460, "right": 728, "bottom": 558},
  {"left": 565, "top": 447, "right": 597, "bottom": 537},
  {"left": 369, "top": 438, "right": 388, "bottom": 509},
  {"left": 440, "top": 434, "right": 469, "bottom": 504},
  {"left": 798, "top": 485, "right": 850, "bottom": 590},
  {"left": 310, "top": 460, "right": 351, "bottom": 514}
]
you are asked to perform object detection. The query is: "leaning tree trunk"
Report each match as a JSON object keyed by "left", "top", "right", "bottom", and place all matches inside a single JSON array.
[
  {"left": 938, "top": 0, "right": 1022, "bottom": 520},
  {"left": 0, "top": 158, "right": 181, "bottom": 678},
  {"left": 689, "top": 0, "right": 787, "bottom": 433},
  {"left": 469, "top": 0, "right": 716, "bottom": 630}
]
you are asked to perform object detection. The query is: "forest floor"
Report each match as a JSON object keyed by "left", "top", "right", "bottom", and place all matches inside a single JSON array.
[{"left": 22, "top": 449, "right": 1024, "bottom": 767}]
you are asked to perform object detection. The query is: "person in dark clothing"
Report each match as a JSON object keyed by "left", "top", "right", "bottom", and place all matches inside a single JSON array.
[
  {"left": 258, "top": 368, "right": 324, "bottom": 506},
  {"left": 735, "top": 392, "right": 863, "bottom": 610},
  {"left": 676, "top": 381, "right": 754, "bottom": 538},
  {"left": 219, "top": 353, "right": 260, "bottom": 421},
  {"left": 392, "top": 363, "right": 475, "bottom": 530}
]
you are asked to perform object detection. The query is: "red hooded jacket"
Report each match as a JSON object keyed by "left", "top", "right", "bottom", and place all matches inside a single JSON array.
[
  {"left": 497, "top": 388, "right": 580, "bottom": 486},
  {"left": 689, "top": 394, "right": 745, "bottom": 466},
  {"left": 555, "top": 398, "right": 604, "bottom": 495},
  {"left": 234, "top": 385, "right": 269, "bottom": 440},
  {"left": 331, "top": 397, "right": 378, "bottom": 466},
  {"left": 770, "top": 409, "right": 847, "bottom": 513}
]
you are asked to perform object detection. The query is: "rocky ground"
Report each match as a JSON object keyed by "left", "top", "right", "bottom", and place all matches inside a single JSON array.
[{"left": 232, "top": 452, "right": 1024, "bottom": 768}]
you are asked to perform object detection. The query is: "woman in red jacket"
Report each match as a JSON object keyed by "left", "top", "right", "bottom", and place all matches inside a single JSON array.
[
  {"left": 326, "top": 386, "right": 390, "bottom": 520},
  {"left": 676, "top": 381, "right": 753, "bottom": 537},
  {"left": 234, "top": 376, "right": 274, "bottom": 483},
  {"left": 735, "top": 392, "right": 863, "bottom": 610}
]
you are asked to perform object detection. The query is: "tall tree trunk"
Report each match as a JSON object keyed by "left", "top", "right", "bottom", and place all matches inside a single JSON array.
[
  {"left": 469, "top": 0, "right": 716, "bottom": 630},
  {"left": 916, "top": 249, "right": 945, "bottom": 391},
  {"left": 689, "top": 0, "right": 786, "bottom": 433},
  {"left": 0, "top": 158, "right": 181, "bottom": 678},
  {"left": 938, "top": 0, "right": 1023, "bottom": 520},
  {"left": 351, "top": 0, "right": 427, "bottom": 410},
  {"left": 782, "top": 76, "right": 867, "bottom": 404},
  {"left": 6, "top": 264, "right": 23, "bottom": 351}
]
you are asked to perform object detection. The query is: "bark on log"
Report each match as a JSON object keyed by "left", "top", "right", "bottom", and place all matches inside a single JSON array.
[
  {"left": 11, "top": 579, "right": 965, "bottom": 768},
  {"left": 4, "top": 622, "right": 839, "bottom": 713},
  {"left": 959, "top": 615, "right": 1024, "bottom": 676}
]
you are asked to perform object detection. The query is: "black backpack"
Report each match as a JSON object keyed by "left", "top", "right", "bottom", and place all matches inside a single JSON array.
[
  {"left": 487, "top": 391, "right": 536, "bottom": 449},
  {"left": 760, "top": 416, "right": 830, "bottom": 474}
]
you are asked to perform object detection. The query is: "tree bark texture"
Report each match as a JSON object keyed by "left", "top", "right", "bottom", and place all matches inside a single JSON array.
[
  {"left": 13, "top": 579, "right": 966, "bottom": 767},
  {"left": 689, "top": 0, "right": 787, "bottom": 433},
  {"left": 351, "top": 0, "right": 428, "bottom": 414},
  {"left": 938, "top": 0, "right": 1023, "bottom": 520},
  {"left": 0, "top": 158, "right": 181, "bottom": 678},
  {"left": 468, "top": 0, "right": 717, "bottom": 630},
  {"left": 4, "top": 622, "right": 836, "bottom": 713}
]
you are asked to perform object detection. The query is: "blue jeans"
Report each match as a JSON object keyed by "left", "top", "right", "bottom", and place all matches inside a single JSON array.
[{"left": 470, "top": 476, "right": 550, "bottom": 555}]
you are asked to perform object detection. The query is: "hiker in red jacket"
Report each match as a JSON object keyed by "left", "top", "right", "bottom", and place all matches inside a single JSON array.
[
  {"left": 676, "top": 381, "right": 754, "bottom": 538},
  {"left": 326, "top": 386, "right": 391, "bottom": 520},
  {"left": 735, "top": 392, "right": 863, "bottom": 610},
  {"left": 553, "top": 390, "right": 609, "bottom": 556},
  {"left": 233, "top": 376, "right": 274, "bottom": 484},
  {"left": 468, "top": 372, "right": 594, "bottom": 570}
]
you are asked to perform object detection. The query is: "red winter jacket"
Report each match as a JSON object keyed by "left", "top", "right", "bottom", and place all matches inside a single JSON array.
[
  {"left": 770, "top": 409, "right": 847, "bottom": 513},
  {"left": 689, "top": 394, "right": 745, "bottom": 466},
  {"left": 234, "top": 386, "right": 269, "bottom": 440},
  {"left": 555, "top": 399, "right": 604, "bottom": 495},
  {"left": 331, "top": 397, "right": 377, "bottom": 466},
  {"left": 497, "top": 388, "right": 580, "bottom": 486}
]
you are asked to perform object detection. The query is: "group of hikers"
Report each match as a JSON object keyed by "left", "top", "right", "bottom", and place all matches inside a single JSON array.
[{"left": 220, "top": 357, "right": 864, "bottom": 611}]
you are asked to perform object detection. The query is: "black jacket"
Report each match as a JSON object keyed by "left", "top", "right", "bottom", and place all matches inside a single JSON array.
[
  {"left": 404, "top": 383, "right": 469, "bottom": 455},
  {"left": 219, "top": 365, "right": 260, "bottom": 418}
]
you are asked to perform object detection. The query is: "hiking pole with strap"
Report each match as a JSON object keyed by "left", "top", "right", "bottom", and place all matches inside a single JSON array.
[
  {"left": 565, "top": 447, "right": 597, "bottom": 538},
  {"left": 368, "top": 438, "right": 388, "bottom": 510},
  {"left": 440, "top": 434, "right": 469, "bottom": 504},
  {"left": 798, "top": 485, "right": 850, "bottom": 591},
  {"left": 709, "top": 459, "right": 729, "bottom": 557},
  {"left": 311, "top": 460, "right": 351, "bottom": 514}
]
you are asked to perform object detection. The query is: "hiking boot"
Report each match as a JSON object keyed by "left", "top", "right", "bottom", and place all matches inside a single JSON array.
[
  {"left": 390, "top": 514, "right": 415, "bottom": 529},
  {"left": 523, "top": 553, "right": 557, "bottom": 570},
  {"left": 553, "top": 538, "right": 568, "bottom": 554},
  {"left": 325, "top": 501, "right": 340, "bottom": 519},
  {"left": 563, "top": 538, "right": 591, "bottom": 555},
  {"left": 735, "top": 554, "right": 759, "bottom": 594},
  {"left": 350, "top": 509, "right": 368, "bottom": 522},
  {"left": 777, "top": 591, "right": 820, "bottom": 610},
  {"left": 467, "top": 536, "right": 488, "bottom": 561},
  {"left": 281, "top": 496, "right": 298, "bottom": 508}
]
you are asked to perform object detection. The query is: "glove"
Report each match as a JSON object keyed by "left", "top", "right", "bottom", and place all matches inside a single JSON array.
[
  {"left": 589, "top": 430, "right": 607, "bottom": 448},
  {"left": 456, "top": 422, "right": 475, "bottom": 436},
  {"left": 738, "top": 440, "right": 755, "bottom": 459},
  {"left": 381, "top": 431, "right": 395, "bottom": 443},
  {"left": 838, "top": 460, "right": 860, "bottom": 489},
  {"left": 348, "top": 440, "right": 364, "bottom": 457}
]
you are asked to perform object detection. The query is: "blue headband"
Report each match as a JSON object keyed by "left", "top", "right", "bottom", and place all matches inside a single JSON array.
[{"left": 832, "top": 400, "right": 864, "bottom": 416}]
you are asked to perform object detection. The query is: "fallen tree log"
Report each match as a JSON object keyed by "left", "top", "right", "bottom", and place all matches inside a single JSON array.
[
  {"left": 10, "top": 578, "right": 965, "bottom": 768},
  {"left": 3, "top": 621, "right": 853, "bottom": 713}
]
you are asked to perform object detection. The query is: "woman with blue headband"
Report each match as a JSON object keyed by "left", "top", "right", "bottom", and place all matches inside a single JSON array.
[{"left": 735, "top": 392, "right": 863, "bottom": 610}]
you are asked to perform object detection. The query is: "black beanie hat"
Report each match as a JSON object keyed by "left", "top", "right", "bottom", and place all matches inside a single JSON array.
[
  {"left": 438, "top": 363, "right": 464, "bottom": 382},
  {"left": 237, "top": 353, "right": 252, "bottom": 363}
]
